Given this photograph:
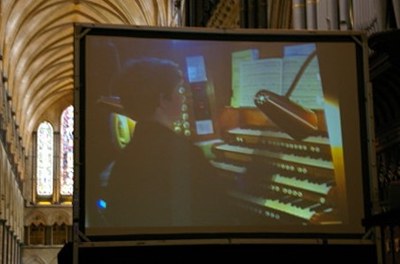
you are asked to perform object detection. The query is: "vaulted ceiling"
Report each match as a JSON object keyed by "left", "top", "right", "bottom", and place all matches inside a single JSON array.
[{"left": 0, "top": 0, "right": 180, "bottom": 154}]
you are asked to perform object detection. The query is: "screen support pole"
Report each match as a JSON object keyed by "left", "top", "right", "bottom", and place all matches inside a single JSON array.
[{"left": 72, "top": 223, "right": 91, "bottom": 264}]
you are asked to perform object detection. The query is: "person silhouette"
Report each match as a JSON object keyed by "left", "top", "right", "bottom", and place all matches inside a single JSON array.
[{"left": 103, "top": 57, "right": 235, "bottom": 227}]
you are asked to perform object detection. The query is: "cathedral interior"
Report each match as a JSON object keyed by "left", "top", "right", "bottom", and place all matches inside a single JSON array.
[{"left": 0, "top": 0, "right": 399, "bottom": 263}]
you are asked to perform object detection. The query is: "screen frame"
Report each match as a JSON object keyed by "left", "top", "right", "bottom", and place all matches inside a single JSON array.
[{"left": 74, "top": 23, "right": 374, "bottom": 243}]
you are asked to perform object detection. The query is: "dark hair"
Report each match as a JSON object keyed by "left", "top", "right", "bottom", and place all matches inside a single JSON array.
[{"left": 112, "top": 57, "right": 183, "bottom": 120}]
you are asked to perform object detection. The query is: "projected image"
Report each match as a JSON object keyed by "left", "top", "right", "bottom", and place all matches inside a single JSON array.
[
  {"left": 213, "top": 43, "right": 343, "bottom": 225},
  {"left": 82, "top": 31, "right": 366, "bottom": 236}
]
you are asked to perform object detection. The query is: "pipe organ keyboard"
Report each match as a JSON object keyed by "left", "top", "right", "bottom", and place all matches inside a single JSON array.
[{"left": 210, "top": 127, "right": 341, "bottom": 225}]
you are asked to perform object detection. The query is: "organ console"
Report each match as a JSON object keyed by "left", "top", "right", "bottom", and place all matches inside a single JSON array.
[
  {"left": 186, "top": 43, "right": 347, "bottom": 226},
  {"left": 206, "top": 107, "right": 343, "bottom": 226}
]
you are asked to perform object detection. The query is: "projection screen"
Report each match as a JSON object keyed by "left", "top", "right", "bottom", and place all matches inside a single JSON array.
[{"left": 74, "top": 24, "right": 373, "bottom": 242}]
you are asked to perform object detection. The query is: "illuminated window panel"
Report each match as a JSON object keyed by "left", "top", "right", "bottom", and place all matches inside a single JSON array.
[
  {"left": 60, "top": 105, "right": 74, "bottom": 196},
  {"left": 36, "top": 121, "right": 54, "bottom": 196}
]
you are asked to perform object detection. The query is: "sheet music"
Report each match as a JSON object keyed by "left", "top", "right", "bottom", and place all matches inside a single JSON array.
[
  {"left": 238, "top": 58, "right": 283, "bottom": 107},
  {"left": 283, "top": 44, "right": 324, "bottom": 109},
  {"left": 282, "top": 56, "right": 307, "bottom": 95},
  {"left": 231, "top": 44, "right": 323, "bottom": 109},
  {"left": 231, "top": 49, "right": 259, "bottom": 107},
  {"left": 289, "top": 57, "right": 324, "bottom": 110}
]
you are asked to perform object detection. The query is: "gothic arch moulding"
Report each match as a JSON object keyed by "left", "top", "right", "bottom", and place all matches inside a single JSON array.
[
  {"left": 48, "top": 208, "right": 72, "bottom": 226},
  {"left": 24, "top": 209, "right": 48, "bottom": 226}
]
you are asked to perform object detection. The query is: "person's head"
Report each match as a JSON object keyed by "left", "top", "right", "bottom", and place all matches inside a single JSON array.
[{"left": 112, "top": 57, "right": 185, "bottom": 126}]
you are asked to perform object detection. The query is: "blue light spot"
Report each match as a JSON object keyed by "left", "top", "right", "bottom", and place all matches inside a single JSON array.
[{"left": 96, "top": 199, "right": 107, "bottom": 209}]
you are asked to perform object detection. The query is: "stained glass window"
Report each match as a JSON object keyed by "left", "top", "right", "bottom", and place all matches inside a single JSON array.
[
  {"left": 36, "top": 121, "right": 54, "bottom": 196},
  {"left": 60, "top": 105, "right": 74, "bottom": 196}
]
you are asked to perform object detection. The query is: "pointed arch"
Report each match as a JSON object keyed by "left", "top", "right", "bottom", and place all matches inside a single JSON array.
[
  {"left": 48, "top": 209, "right": 72, "bottom": 226},
  {"left": 25, "top": 210, "right": 48, "bottom": 226}
]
